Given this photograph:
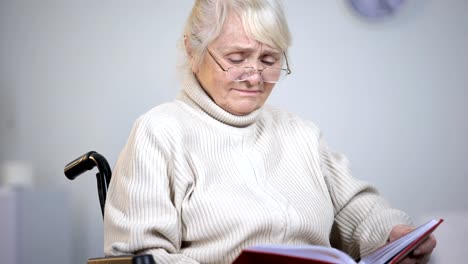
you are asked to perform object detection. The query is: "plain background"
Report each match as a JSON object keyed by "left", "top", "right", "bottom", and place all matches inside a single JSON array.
[{"left": 0, "top": 0, "right": 467, "bottom": 263}]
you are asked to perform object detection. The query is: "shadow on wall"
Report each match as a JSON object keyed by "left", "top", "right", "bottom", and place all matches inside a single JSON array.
[
  {"left": 0, "top": 85, "right": 29, "bottom": 186},
  {"left": 0, "top": 85, "right": 16, "bottom": 161}
]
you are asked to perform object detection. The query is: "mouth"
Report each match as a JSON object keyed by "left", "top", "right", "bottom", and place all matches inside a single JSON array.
[{"left": 232, "top": 88, "right": 262, "bottom": 96}]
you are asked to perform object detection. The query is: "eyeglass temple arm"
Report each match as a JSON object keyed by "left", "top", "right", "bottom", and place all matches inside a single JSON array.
[{"left": 283, "top": 51, "right": 292, "bottom": 74}]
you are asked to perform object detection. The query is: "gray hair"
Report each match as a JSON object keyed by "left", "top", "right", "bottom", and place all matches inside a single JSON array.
[{"left": 183, "top": 0, "right": 292, "bottom": 70}]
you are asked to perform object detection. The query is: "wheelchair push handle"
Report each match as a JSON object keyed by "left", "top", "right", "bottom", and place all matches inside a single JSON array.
[
  {"left": 64, "top": 151, "right": 112, "bottom": 217},
  {"left": 65, "top": 151, "right": 111, "bottom": 182},
  {"left": 65, "top": 151, "right": 96, "bottom": 180}
]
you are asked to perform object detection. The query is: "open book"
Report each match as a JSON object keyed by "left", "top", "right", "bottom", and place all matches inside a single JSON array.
[{"left": 233, "top": 218, "right": 443, "bottom": 264}]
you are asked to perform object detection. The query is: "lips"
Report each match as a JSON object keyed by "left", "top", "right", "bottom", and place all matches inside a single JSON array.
[{"left": 232, "top": 88, "right": 262, "bottom": 94}]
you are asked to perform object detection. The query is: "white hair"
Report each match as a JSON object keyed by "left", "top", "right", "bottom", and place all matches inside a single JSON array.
[{"left": 182, "top": 0, "right": 292, "bottom": 70}]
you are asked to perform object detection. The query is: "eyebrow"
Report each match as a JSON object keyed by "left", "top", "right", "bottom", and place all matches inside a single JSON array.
[{"left": 218, "top": 45, "right": 282, "bottom": 55}]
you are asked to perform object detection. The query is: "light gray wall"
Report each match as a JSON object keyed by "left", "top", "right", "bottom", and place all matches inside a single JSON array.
[{"left": 0, "top": 1, "right": 466, "bottom": 263}]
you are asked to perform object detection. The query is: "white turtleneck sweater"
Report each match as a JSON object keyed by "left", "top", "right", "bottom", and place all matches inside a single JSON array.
[{"left": 104, "top": 74, "right": 412, "bottom": 264}]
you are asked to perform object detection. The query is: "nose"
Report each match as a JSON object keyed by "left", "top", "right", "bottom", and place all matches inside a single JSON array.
[
  {"left": 247, "top": 58, "right": 267, "bottom": 84},
  {"left": 247, "top": 70, "right": 263, "bottom": 85}
]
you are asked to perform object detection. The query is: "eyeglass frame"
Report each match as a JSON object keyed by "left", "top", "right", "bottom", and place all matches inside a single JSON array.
[{"left": 206, "top": 49, "right": 292, "bottom": 84}]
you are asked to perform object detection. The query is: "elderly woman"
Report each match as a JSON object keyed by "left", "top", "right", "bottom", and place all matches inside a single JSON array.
[{"left": 104, "top": 0, "right": 436, "bottom": 263}]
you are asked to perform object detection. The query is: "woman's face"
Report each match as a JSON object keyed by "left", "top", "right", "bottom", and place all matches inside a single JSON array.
[{"left": 193, "top": 14, "right": 282, "bottom": 116}]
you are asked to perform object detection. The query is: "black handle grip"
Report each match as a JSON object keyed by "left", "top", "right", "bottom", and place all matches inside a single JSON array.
[{"left": 64, "top": 151, "right": 98, "bottom": 180}]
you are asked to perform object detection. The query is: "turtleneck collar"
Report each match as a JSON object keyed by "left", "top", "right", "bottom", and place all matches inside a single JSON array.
[{"left": 177, "top": 72, "right": 262, "bottom": 128}]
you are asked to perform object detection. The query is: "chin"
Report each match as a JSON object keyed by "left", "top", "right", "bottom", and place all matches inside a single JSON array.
[
  {"left": 230, "top": 106, "right": 259, "bottom": 116},
  {"left": 229, "top": 99, "right": 263, "bottom": 115}
]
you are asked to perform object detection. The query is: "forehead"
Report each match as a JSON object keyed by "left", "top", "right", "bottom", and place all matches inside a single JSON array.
[{"left": 211, "top": 13, "right": 279, "bottom": 54}]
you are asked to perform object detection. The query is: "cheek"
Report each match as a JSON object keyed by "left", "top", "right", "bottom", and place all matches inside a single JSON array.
[
  {"left": 200, "top": 72, "right": 233, "bottom": 104},
  {"left": 213, "top": 76, "right": 234, "bottom": 97}
]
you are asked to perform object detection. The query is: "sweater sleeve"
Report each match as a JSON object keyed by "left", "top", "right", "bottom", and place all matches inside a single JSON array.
[
  {"left": 318, "top": 135, "right": 413, "bottom": 259},
  {"left": 103, "top": 116, "right": 199, "bottom": 264}
]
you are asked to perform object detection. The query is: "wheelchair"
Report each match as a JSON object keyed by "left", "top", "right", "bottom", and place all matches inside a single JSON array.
[{"left": 64, "top": 151, "right": 156, "bottom": 264}]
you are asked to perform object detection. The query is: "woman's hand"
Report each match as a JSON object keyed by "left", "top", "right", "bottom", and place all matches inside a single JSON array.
[{"left": 388, "top": 224, "right": 437, "bottom": 264}]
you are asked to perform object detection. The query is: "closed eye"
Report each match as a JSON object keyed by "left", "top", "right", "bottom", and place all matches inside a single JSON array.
[
  {"left": 227, "top": 58, "right": 245, "bottom": 65},
  {"left": 225, "top": 52, "right": 246, "bottom": 65},
  {"left": 261, "top": 60, "right": 276, "bottom": 67},
  {"left": 224, "top": 53, "right": 280, "bottom": 67},
  {"left": 261, "top": 55, "right": 280, "bottom": 67}
]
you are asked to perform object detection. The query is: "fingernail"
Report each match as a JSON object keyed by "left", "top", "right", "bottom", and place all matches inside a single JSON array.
[{"left": 414, "top": 249, "right": 420, "bottom": 255}]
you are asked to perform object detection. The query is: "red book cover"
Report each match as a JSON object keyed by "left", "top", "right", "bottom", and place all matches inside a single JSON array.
[{"left": 232, "top": 219, "right": 443, "bottom": 264}]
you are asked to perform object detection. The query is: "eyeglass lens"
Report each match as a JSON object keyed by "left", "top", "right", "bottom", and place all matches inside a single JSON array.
[{"left": 228, "top": 68, "right": 285, "bottom": 83}]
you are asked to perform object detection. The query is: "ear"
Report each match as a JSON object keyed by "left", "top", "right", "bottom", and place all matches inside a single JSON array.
[{"left": 184, "top": 35, "right": 199, "bottom": 73}]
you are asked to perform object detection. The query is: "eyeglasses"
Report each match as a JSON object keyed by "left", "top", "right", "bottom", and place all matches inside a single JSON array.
[{"left": 207, "top": 50, "right": 292, "bottom": 84}]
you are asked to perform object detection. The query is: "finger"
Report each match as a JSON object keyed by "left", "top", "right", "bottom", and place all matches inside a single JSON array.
[
  {"left": 413, "top": 235, "right": 437, "bottom": 255},
  {"left": 389, "top": 225, "right": 414, "bottom": 241},
  {"left": 399, "top": 257, "right": 417, "bottom": 264},
  {"left": 402, "top": 252, "right": 428, "bottom": 264}
]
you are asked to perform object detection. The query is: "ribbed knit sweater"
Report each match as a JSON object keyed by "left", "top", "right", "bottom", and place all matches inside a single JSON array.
[{"left": 104, "top": 73, "right": 412, "bottom": 264}]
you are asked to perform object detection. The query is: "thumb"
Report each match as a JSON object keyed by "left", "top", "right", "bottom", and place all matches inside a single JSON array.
[{"left": 388, "top": 224, "right": 414, "bottom": 242}]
